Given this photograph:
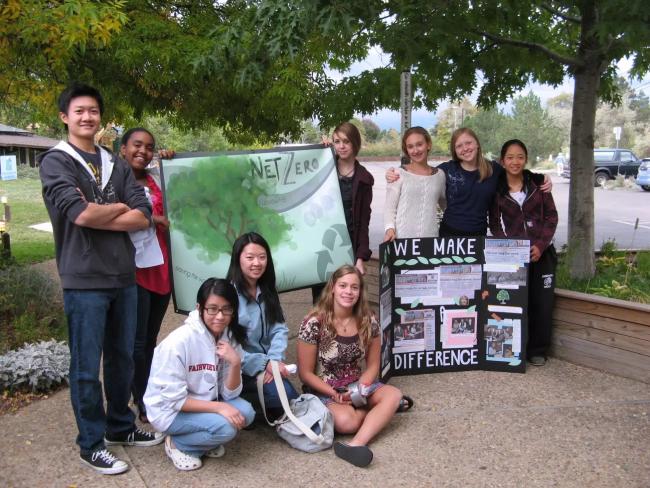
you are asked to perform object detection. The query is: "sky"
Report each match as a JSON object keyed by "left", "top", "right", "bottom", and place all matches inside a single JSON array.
[{"left": 337, "top": 48, "right": 650, "bottom": 131}]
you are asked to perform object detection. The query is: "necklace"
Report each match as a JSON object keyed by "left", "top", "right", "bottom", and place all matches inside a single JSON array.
[
  {"left": 337, "top": 163, "right": 354, "bottom": 178},
  {"left": 336, "top": 316, "right": 354, "bottom": 334}
]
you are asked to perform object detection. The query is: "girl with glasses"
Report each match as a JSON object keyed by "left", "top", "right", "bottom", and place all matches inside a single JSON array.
[{"left": 143, "top": 278, "right": 254, "bottom": 471}]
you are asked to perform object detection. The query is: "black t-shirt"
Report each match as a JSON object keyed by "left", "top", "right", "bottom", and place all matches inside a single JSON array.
[
  {"left": 69, "top": 143, "right": 101, "bottom": 185},
  {"left": 338, "top": 174, "right": 354, "bottom": 238}
]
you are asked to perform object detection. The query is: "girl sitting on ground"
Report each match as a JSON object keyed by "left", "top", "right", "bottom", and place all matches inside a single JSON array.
[
  {"left": 144, "top": 278, "right": 254, "bottom": 471},
  {"left": 298, "top": 265, "right": 410, "bottom": 468}
]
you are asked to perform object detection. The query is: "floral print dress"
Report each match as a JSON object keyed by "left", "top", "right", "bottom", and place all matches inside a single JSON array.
[{"left": 298, "top": 315, "right": 380, "bottom": 390}]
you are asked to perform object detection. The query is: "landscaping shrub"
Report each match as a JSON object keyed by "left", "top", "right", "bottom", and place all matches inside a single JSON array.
[
  {"left": 0, "top": 340, "right": 69, "bottom": 392},
  {"left": 0, "top": 264, "right": 66, "bottom": 353}
]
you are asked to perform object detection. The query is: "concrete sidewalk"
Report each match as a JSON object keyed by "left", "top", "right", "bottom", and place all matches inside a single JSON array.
[{"left": 1, "top": 288, "right": 649, "bottom": 487}]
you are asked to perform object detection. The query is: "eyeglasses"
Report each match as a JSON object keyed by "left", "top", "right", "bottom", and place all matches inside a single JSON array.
[{"left": 204, "top": 306, "right": 234, "bottom": 316}]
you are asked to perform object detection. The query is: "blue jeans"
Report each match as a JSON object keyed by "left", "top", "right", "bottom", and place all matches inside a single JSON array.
[
  {"left": 64, "top": 286, "right": 138, "bottom": 455},
  {"left": 241, "top": 374, "right": 299, "bottom": 419},
  {"left": 165, "top": 397, "right": 255, "bottom": 457}
]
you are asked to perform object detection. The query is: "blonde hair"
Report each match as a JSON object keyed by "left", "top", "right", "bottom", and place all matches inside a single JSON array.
[
  {"left": 309, "top": 265, "right": 373, "bottom": 349},
  {"left": 450, "top": 127, "right": 492, "bottom": 182}
]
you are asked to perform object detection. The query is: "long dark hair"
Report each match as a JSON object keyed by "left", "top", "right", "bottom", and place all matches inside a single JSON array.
[
  {"left": 227, "top": 232, "right": 285, "bottom": 326},
  {"left": 196, "top": 278, "right": 247, "bottom": 346}
]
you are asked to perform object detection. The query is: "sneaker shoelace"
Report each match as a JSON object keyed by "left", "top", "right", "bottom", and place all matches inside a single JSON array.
[
  {"left": 93, "top": 449, "right": 118, "bottom": 465},
  {"left": 130, "top": 428, "right": 153, "bottom": 442}
]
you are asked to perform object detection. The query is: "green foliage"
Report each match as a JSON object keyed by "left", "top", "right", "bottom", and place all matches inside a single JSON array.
[
  {"left": 0, "top": 265, "right": 66, "bottom": 354},
  {"left": 557, "top": 248, "right": 650, "bottom": 303},
  {"left": 143, "top": 115, "right": 233, "bottom": 153},
  {"left": 166, "top": 156, "right": 292, "bottom": 262},
  {"left": 462, "top": 92, "right": 564, "bottom": 163},
  {"left": 0, "top": 0, "right": 128, "bottom": 124},
  {"left": 361, "top": 118, "right": 381, "bottom": 143}
]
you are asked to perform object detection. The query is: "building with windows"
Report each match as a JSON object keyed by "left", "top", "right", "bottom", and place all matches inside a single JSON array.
[{"left": 0, "top": 124, "right": 59, "bottom": 167}]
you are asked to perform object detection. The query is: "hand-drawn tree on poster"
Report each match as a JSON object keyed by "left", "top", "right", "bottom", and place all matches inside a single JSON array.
[{"left": 166, "top": 156, "right": 292, "bottom": 262}]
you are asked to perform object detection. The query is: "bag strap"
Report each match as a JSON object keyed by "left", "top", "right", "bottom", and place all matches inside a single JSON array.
[
  {"left": 256, "top": 367, "right": 281, "bottom": 427},
  {"left": 257, "top": 360, "right": 326, "bottom": 444}
]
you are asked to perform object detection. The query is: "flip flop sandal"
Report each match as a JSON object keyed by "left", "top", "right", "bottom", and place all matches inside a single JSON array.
[
  {"left": 396, "top": 395, "right": 414, "bottom": 413},
  {"left": 333, "top": 441, "right": 373, "bottom": 468},
  {"left": 165, "top": 436, "right": 202, "bottom": 471}
]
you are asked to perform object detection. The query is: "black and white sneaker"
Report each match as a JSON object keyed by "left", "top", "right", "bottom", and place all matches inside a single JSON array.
[
  {"left": 80, "top": 448, "right": 129, "bottom": 475},
  {"left": 105, "top": 428, "right": 165, "bottom": 447}
]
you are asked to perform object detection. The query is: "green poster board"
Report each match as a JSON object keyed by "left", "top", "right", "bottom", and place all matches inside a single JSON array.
[{"left": 161, "top": 145, "right": 353, "bottom": 313}]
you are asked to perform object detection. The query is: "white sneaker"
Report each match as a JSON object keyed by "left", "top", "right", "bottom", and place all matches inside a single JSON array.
[
  {"left": 164, "top": 436, "right": 202, "bottom": 471},
  {"left": 205, "top": 445, "right": 226, "bottom": 458},
  {"left": 80, "top": 448, "right": 129, "bottom": 475}
]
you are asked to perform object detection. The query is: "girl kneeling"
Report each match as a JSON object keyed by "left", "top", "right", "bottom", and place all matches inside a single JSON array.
[
  {"left": 297, "top": 265, "right": 403, "bottom": 468},
  {"left": 144, "top": 279, "right": 254, "bottom": 471}
]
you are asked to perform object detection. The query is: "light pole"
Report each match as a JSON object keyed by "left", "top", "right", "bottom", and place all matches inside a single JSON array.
[{"left": 400, "top": 70, "right": 412, "bottom": 164}]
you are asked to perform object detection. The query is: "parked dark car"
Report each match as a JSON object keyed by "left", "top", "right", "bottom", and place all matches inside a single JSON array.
[{"left": 561, "top": 148, "right": 642, "bottom": 186}]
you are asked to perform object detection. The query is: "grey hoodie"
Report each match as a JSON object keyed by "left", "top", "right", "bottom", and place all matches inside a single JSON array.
[{"left": 38, "top": 141, "right": 151, "bottom": 289}]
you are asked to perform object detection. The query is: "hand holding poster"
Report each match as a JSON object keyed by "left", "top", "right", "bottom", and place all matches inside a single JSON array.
[{"left": 161, "top": 145, "right": 353, "bottom": 312}]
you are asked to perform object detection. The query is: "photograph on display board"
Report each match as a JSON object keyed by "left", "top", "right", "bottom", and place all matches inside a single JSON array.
[
  {"left": 485, "top": 318, "right": 522, "bottom": 363},
  {"left": 394, "top": 271, "right": 440, "bottom": 300},
  {"left": 381, "top": 327, "right": 392, "bottom": 377},
  {"left": 486, "top": 266, "right": 527, "bottom": 288},
  {"left": 441, "top": 309, "right": 477, "bottom": 349},
  {"left": 438, "top": 264, "right": 483, "bottom": 297},
  {"left": 380, "top": 289, "right": 392, "bottom": 329},
  {"left": 393, "top": 307, "right": 436, "bottom": 353},
  {"left": 484, "top": 239, "right": 530, "bottom": 264},
  {"left": 381, "top": 263, "right": 391, "bottom": 289}
]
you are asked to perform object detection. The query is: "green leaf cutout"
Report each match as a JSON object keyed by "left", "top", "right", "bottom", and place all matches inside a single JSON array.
[
  {"left": 395, "top": 308, "right": 406, "bottom": 315},
  {"left": 410, "top": 298, "right": 422, "bottom": 308},
  {"left": 464, "top": 256, "right": 477, "bottom": 263},
  {"left": 440, "top": 257, "right": 453, "bottom": 264},
  {"left": 394, "top": 259, "right": 406, "bottom": 266},
  {"left": 452, "top": 256, "right": 464, "bottom": 263},
  {"left": 405, "top": 259, "right": 418, "bottom": 265},
  {"left": 417, "top": 256, "right": 429, "bottom": 264},
  {"left": 429, "top": 258, "right": 441, "bottom": 265}
]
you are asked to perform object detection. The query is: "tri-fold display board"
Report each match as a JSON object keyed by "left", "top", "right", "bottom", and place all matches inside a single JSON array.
[{"left": 379, "top": 237, "right": 531, "bottom": 380}]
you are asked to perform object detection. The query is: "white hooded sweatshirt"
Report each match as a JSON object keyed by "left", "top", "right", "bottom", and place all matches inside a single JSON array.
[{"left": 143, "top": 310, "right": 244, "bottom": 433}]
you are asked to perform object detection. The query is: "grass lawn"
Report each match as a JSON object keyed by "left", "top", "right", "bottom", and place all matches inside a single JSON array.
[{"left": 0, "top": 166, "right": 55, "bottom": 264}]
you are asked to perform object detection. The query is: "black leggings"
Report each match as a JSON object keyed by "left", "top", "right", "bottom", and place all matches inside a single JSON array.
[{"left": 132, "top": 286, "right": 171, "bottom": 414}]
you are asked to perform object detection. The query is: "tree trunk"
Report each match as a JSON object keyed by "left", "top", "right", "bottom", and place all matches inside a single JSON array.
[
  {"left": 567, "top": 1, "right": 603, "bottom": 279},
  {"left": 568, "top": 67, "right": 598, "bottom": 278}
]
